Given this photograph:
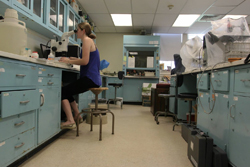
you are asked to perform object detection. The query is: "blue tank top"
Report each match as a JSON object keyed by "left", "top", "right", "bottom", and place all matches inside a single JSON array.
[{"left": 80, "top": 48, "right": 101, "bottom": 86}]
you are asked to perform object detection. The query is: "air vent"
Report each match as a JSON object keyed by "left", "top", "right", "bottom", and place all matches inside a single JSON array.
[{"left": 197, "top": 14, "right": 224, "bottom": 22}]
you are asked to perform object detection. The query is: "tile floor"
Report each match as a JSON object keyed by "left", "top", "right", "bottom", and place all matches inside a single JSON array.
[{"left": 20, "top": 104, "right": 192, "bottom": 167}]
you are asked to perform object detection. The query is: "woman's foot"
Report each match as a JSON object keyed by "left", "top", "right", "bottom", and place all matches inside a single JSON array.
[
  {"left": 74, "top": 115, "right": 83, "bottom": 123},
  {"left": 60, "top": 121, "right": 76, "bottom": 129}
]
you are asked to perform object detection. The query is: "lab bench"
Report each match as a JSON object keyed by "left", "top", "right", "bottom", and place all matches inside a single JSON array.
[
  {"left": 169, "top": 60, "right": 250, "bottom": 167},
  {"left": 0, "top": 51, "right": 91, "bottom": 167}
]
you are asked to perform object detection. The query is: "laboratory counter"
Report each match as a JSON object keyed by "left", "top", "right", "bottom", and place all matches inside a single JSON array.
[{"left": 168, "top": 58, "right": 250, "bottom": 167}]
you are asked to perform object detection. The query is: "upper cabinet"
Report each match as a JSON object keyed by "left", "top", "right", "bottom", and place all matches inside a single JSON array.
[
  {"left": 47, "top": 0, "right": 67, "bottom": 34},
  {"left": 12, "top": 0, "right": 44, "bottom": 24},
  {"left": 0, "top": 0, "right": 85, "bottom": 45}
]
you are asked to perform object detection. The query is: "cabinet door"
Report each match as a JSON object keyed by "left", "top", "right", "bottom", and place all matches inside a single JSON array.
[
  {"left": 38, "top": 87, "right": 60, "bottom": 144},
  {"left": 32, "top": 0, "right": 43, "bottom": 23},
  {"left": 122, "top": 79, "right": 142, "bottom": 102},
  {"left": 49, "top": 0, "right": 58, "bottom": 28},
  {"left": 68, "top": 8, "right": 76, "bottom": 42},
  {"left": 208, "top": 93, "right": 229, "bottom": 151},
  {"left": 228, "top": 96, "right": 250, "bottom": 167},
  {"left": 197, "top": 91, "right": 211, "bottom": 133},
  {"left": 58, "top": 0, "right": 66, "bottom": 33}
]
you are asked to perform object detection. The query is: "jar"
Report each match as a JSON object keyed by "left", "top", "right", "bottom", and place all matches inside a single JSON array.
[{"left": 31, "top": 51, "right": 39, "bottom": 58}]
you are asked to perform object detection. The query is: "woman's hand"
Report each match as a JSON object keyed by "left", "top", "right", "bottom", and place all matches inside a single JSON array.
[{"left": 59, "top": 57, "right": 70, "bottom": 64}]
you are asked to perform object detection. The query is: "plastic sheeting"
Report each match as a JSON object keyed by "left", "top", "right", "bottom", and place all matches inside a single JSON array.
[{"left": 180, "top": 36, "right": 203, "bottom": 71}]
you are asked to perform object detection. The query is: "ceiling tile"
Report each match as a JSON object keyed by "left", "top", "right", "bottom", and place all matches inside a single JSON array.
[
  {"left": 132, "top": 0, "right": 159, "bottom": 14},
  {"left": 227, "top": 0, "right": 250, "bottom": 15},
  {"left": 185, "top": 22, "right": 212, "bottom": 34},
  {"left": 156, "top": 0, "right": 187, "bottom": 14},
  {"left": 205, "top": 6, "right": 235, "bottom": 14},
  {"left": 213, "top": 0, "right": 245, "bottom": 7},
  {"left": 151, "top": 26, "right": 170, "bottom": 33},
  {"left": 132, "top": 14, "right": 154, "bottom": 26},
  {"left": 97, "top": 26, "right": 117, "bottom": 32},
  {"left": 181, "top": 0, "right": 216, "bottom": 14},
  {"left": 104, "top": 0, "right": 131, "bottom": 14},
  {"left": 94, "top": 27, "right": 101, "bottom": 32},
  {"left": 88, "top": 14, "right": 114, "bottom": 26},
  {"left": 168, "top": 27, "right": 189, "bottom": 34},
  {"left": 153, "top": 14, "right": 178, "bottom": 27},
  {"left": 78, "top": 0, "right": 109, "bottom": 14},
  {"left": 116, "top": 27, "right": 134, "bottom": 32}
]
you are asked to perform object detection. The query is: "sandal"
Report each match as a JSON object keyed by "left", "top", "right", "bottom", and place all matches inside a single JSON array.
[
  {"left": 75, "top": 118, "right": 83, "bottom": 124},
  {"left": 60, "top": 123, "right": 76, "bottom": 129}
]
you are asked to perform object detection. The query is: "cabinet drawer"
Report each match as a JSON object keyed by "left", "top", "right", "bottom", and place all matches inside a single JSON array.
[
  {"left": 38, "top": 66, "right": 61, "bottom": 78},
  {"left": 37, "top": 77, "right": 61, "bottom": 86},
  {"left": 0, "top": 90, "right": 39, "bottom": 118},
  {"left": 234, "top": 68, "right": 250, "bottom": 93},
  {"left": 0, "top": 129, "right": 35, "bottom": 167},
  {"left": 0, "top": 61, "right": 37, "bottom": 87},
  {"left": 0, "top": 110, "right": 36, "bottom": 142},
  {"left": 211, "top": 70, "right": 229, "bottom": 91},
  {"left": 197, "top": 73, "right": 210, "bottom": 90}
]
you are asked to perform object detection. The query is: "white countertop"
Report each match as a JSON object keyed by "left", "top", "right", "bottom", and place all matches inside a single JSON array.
[
  {"left": 0, "top": 51, "right": 80, "bottom": 71},
  {"left": 174, "top": 59, "right": 248, "bottom": 76}
]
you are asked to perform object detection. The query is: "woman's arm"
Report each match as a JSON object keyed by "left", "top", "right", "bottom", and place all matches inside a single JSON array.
[{"left": 59, "top": 38, "right": 91, "bottom": 65}]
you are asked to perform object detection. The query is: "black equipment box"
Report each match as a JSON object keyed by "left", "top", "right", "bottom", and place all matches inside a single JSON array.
[
  {"left": 212, "top": 146, "right": 228, "bottom": 167},
  {"left": 181, "top": 123, "right": 196, "bottom": 143},
  {"left": 187, "top": 129, "right": 213, "bottom": 167}
]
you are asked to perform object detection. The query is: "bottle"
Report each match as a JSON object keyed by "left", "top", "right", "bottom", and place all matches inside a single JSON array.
[
  {"left": 48, "top": 53, "right": 55, "bottom": 60},
  {"left": 31, "top": 51, "right": 39, "bottom": 58}
]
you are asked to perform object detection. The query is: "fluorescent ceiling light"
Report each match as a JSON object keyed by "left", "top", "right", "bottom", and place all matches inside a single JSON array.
[
  {"left": 223, "top": 15, "right": 248, "bottom": 19},
  {"left": 111, "top": 14, "right": 132, "bottom": 26},
  {"left": 173, "top": 14, "right": 200, "bottom": 27}
]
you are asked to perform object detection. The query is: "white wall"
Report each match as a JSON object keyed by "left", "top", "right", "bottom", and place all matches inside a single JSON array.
[{"left": 95, "top": 33, "right": 133, "bottom": 73}]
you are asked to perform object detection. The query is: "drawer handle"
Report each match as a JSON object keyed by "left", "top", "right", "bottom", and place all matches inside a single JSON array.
[
  {"left": 16, "top": 74, "right": 26, "bottom": 77},
  {"left": 47, "top": 82, "right": 54, "bottom": 85},
  {"left": 15, "top": 142, "right": 25, "bottom": 149},
  {"left": 14, "top": 121, "right": 25, "bottom": 126},
  {"left": 48, "top": 74, "right": 54, "bottom": 76},
  {"left": 20, "top": 100, "right": 30, "bottom": 104},
  {"left": 241, "top": 79, "right": 246, "bottom": 82},
  {"left": 40, "top": 93, "right": 45, "bottom": 106},
  {"left": 229, "top": 104, "right": 235, "bottom": 119}
]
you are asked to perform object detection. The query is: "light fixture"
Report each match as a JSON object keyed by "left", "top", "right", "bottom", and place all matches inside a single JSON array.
[
  {"left": 111, "top": 14, "right": 132, "bottom": 26},
  {"left": 222, "top": 15, "right": 248, "bottom": 19},
  {"left": 172, "top": 14, "right": 200, "bottom": 27}
]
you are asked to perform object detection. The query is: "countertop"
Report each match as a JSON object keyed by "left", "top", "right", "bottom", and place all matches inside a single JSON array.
[
  {"left": 0, "top": 50, "right": 80, "bottom": 71},
  {"left": 101, "top": 74, "right": 159, "bottom": 79}
]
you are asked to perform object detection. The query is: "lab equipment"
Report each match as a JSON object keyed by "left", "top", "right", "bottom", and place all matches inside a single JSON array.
[
  {"left": 0, "top": 8, "right": 27, "bottom": 55},
  {"left": 50, "top": 30, "right": 77, "bottom": 58},
  {"left": 31, "top": 51, "right": 39, "bottom": 58}
]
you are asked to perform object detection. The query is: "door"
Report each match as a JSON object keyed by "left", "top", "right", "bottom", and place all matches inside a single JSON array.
[{"left": 38, "top": 87, "right": 60, "bottom": 144}]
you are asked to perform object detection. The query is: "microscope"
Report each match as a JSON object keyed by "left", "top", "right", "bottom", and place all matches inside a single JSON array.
[{"left": 50, "top": 30, "right": 77, "bottom": 57}]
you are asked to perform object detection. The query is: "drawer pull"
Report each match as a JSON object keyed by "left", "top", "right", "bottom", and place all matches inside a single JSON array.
[
  {"left": 229, "top": 104, "right": 235, "bottom": 119},
  {"left": 47, "top": 82, "right": 54, "bottom": 85},
  {"left": 14, "top": 121, "right": 25, "bottom": 126},
  {"left": 15, "top": 142, "right": 25, "bottom": 149},
  {"left": 240, "top": 79, "right": 246, "bottom": 82},
  {"left": 48, "top": 74, "right": 54, "bottom": 76},
  {"left": 20, "top": 100, "right": 30, "bottom": 104},
  {"left": 16, "top": 74, "right": 26, "bottom": 77}
]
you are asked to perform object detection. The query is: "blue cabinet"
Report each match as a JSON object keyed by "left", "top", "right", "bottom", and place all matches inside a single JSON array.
[
  {"left": 211, "top": 70, "right": 229, "bottom": 92},
  {"left": 1, "top": 0, "right": 11, "bottom": 6},
  {"left": 234, "top": 68, "right": 250, "bottom": 93},
  {"left": 197, "top": 73, "right": 210, "bottom": 90},
  {"left": 12, "top": 0, "right": 44, "bottom": 23},
  {"left": 228, "top": 96, "right": 250, "bottom": 167},
  {"left": 68, "top": 7, "right": 81, "bottom": 44}
]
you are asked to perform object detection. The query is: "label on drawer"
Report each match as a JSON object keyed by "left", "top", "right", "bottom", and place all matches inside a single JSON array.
[
  {"left": 223, "top": 95, "right": 228, "bottom": 98},
  {"left": 235, "top": 70, "right": 239, "bottom": 73},
  {"left": 39, "top": 89, "right": 43, "bottom": 92},
  {"left": 212, "top": 73, "right": 214, "bottom": 78},
  {"left": 3, "top": 93, "right": 9, "bottom": 96},
  {"left": 0, "top": 141, "right": 5, "bottom": 147},
  {"left": 234, "top": 97, "right": 238, "bottom": 101},
  {"left": 38, "top": 77, "right": 43, "bottom": 82},
  {"left": 38, "top": 71, "right": 42, "bottom": 74},
  {"left": 200, "top": 93, "right": 203, "bottom": 97},
  {"left": 223, "top": 71, "right": 228, "bottom": 74},
  {"left": 215, "top": 93, "right": 218, "bottom": 97},
  {"left": 0, "top": 68, "right": 5, "bottom": 72}
]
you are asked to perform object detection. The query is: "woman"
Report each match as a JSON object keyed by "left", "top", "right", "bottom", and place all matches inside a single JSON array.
[{"left": 59, "top": 22, "right": 101, "bottom": 129}]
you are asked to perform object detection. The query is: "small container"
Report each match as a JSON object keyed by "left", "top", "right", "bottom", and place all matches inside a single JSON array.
[
  {"left": 48, "top": 53, "right": 55, "bottom": 60},
  {"left": 31, "top": 51, "right": 39, "bottom": 58}
]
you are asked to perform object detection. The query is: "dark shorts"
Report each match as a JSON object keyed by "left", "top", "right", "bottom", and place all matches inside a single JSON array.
[{"left": 61, "top": 77, "right": 99, "bottom": 103}]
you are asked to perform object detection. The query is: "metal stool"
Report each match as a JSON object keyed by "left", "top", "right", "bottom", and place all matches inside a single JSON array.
[
  {"left": 173, "top": 93, "right": 197, "bottom": 131},
  {"left": 76, "top": 87, "right": 115, "bottom": 141},
  {"left": 155, "top": 94, "right": 176, "bottom": 124}
]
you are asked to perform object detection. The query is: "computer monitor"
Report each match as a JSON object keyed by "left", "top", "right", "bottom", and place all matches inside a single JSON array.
[{"left": 40, "top": 44, "right": 50, "bottom": 59}]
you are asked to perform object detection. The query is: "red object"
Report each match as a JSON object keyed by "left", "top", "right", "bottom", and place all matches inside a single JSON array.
[
  {"left": 186, "top": 113, "right": 195, "bottom": 122},
  {"left": 156, "top": 83, "right": 170, "bottom": 88}
]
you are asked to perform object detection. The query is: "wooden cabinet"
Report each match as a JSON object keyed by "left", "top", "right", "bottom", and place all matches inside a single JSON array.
[{"left": 150, "top": 87, "right": 169, "bottom": 116}]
